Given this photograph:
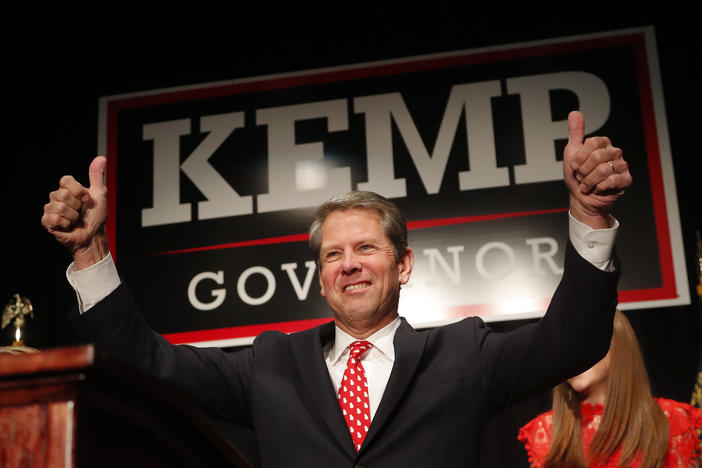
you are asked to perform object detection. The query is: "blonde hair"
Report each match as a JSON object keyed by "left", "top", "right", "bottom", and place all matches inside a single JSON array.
[{"left": 545, "top": 311, "right": 669, "bottom": 468}]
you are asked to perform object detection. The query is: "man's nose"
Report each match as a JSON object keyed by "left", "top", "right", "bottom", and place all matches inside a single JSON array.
[{"left": 341, "top": 251, "right": 362, "bottom": 274}]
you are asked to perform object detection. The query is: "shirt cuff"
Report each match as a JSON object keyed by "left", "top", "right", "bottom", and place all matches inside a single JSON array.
[
  {"left": 66, "top": 253, "right": 121, "bottom": 313},
  {"left": 568, "top": 211, "right": 619, "bottom": 271}
]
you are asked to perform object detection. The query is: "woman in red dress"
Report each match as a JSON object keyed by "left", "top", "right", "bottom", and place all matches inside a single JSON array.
[{"left": 518, "top": 311, "right": 702, "bottom": 468}]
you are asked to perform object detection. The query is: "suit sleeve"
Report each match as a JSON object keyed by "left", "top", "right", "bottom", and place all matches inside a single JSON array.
[
  {"left": 478, "top": 241, "right": 620, "bottom": 413},
  {"left": 69, "top": 282, "right": 254, "bottom": 426}
]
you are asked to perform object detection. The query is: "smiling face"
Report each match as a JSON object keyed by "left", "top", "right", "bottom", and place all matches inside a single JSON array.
[{"left": 318, "top": 208, "right": 413, "bottom": 338}]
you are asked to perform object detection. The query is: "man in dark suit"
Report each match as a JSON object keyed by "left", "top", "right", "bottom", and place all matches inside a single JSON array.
[{"left": 42, "top": 111, "right": 631, "bottom": 466}]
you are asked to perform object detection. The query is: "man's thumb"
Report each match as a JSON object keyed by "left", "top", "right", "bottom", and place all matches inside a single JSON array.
[
  {"left": 567, "top": 111, "right": 585, "bottom": 150},
  {"left": 88, "top": 156, "right": 107, "bottom": 190}
]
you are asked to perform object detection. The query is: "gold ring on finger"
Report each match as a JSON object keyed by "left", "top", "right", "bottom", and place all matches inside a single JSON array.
[{"left": 608, "top": 160, "right": 616, "bottom": 174}]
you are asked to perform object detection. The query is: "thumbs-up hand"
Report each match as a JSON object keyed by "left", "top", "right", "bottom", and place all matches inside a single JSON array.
[
  {"left": 42, "top": 156, "right": 110, "bottom": 269},
  {"left": 563, "top": 111, "right": 632, "bottom": 229}
]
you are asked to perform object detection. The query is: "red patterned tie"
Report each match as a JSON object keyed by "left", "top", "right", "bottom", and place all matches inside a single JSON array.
[{"left": 338, "top": 340, "right": 372, "bottom": 451}]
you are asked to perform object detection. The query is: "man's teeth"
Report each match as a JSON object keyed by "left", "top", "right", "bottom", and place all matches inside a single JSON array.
[{"left": 345, "top": 283, "right": 370, "bottom": 292}]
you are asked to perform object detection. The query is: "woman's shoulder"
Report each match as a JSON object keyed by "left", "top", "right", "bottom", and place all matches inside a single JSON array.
[
  {"left": 518, "top": 411, "right": 554, "bottom": 468},
  {"left": 656, "top": 398, "right": 702, "bottom": 436},
  {"left": 519, "top": 410, "right": 554, "bottom": 437},
  {"left": 655, "top": 398, "right": 702, "bottom": 466}
]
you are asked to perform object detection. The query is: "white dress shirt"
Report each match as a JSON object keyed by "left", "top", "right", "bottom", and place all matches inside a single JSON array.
[{"left": 323, "top": 317, "right": 401, "bottom": 420}]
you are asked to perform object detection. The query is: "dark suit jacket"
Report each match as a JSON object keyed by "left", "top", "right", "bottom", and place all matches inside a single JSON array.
[{"left": 70, "top": 242, "right": 619, "bottom": 467}]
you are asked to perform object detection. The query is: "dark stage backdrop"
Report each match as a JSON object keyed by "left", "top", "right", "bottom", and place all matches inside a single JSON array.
[{"left": 6, "top": 13, "right": 701, "bottom": 468}]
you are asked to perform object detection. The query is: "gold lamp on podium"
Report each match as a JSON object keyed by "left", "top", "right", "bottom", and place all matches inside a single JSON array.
[{"left": 0, "top": 293, "right": 38, "bottom": 353}]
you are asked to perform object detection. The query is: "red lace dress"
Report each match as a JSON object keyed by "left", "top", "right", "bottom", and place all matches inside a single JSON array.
[{"left": 518, "top": 398, "right": 702, "bottom": 467}]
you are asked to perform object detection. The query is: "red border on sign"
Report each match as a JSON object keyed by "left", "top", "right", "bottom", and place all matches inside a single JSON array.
[
  {"left": 104, "top": 31, "right": 678, "bottom": 345},
  {"left": 164, "top": 318, "right": 334, "bottom": 345},
  {"left": 152, "top": 207, "right": 570, "bottom": 256}
]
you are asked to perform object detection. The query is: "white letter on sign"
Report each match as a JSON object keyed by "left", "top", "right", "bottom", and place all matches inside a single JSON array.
[
  {"left": 237, "top": 266, "right": 276, "bottom": 306},
  {"left": 281, "top": 261, "right": 316, "bottom": 300},
  {"left": 188, "top": 271, "right": 226, "bottom": 311},
  {"left": 256, "top": 99, "right": 351, "bottom": 212},
  {"left": 141, "top": 119, "right": 192, "bottom": 227},
  {"left": 355, "top": 81, "right": 507, "bottom": 197},
  {"left": 507, "top": 71, "right": 610, "bottom": 184},
  {"left": 475, "top": 242, "right": 516, "bottom": 279},
  {"left": 525, "top": 237, "right": 563, "bottom": 275},
  {"left": 455, "top": 81, "right": 510, "bottom": 191},
  {"left": 141, "top": 112, "right": 252, "bottom": 227},
  {"left": 423, "top": 246, "right": 464, "bottom": 284},
  {"left": 180, "top": 112, "right": 253, "bottom": 220}
]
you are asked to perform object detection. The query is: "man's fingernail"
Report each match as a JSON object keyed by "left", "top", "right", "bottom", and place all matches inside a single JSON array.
[
  {"left": 570, "top": 162, "right": 579, "bottom": 171},
  {"left": 82, "top": 194, "right": 90, "bottom": 202}
]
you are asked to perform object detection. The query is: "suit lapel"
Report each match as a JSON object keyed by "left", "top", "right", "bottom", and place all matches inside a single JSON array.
[
  {"left": 289, "top": 321, "right": 357, "bottom": 457},
  {"left": 362, "top": 318, "right": 427, "bottom": 449}
]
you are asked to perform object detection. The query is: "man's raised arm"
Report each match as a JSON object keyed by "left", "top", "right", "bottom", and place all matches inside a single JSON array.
[{"left": 42, "top": 156, "right": 120, "bottom": 311}]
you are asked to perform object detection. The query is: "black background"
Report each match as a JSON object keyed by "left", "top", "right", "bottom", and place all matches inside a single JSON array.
[{"left": 5, "top": 9, "right": 701, "bottom": 467}]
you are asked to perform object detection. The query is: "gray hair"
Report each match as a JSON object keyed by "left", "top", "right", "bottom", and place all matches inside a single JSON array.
[{"left": 309, "top": 191, "right": 407, "bottom": 266}]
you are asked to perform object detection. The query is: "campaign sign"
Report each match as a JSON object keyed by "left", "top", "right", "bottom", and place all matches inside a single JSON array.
[{"left": 98, "top": 26, "right": 689, "bottom": 347}]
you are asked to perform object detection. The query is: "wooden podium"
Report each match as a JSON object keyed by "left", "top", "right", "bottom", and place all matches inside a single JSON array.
[{"left": 0, "top": 345, "right": 252, "bottom": 467}]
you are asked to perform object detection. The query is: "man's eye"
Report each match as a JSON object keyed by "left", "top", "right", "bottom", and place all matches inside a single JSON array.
[{"left": 360, "top": 245, "right": 373, "bottom": 251}]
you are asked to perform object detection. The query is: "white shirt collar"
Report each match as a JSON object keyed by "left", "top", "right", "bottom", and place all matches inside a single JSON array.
[{"left": 328, "top": 316, "right": 402, "bottom": 365}]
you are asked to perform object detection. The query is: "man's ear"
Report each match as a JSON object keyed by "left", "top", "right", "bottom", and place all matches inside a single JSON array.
[{"left": 398, "top": 247, "right": 414, "bottom": 285}]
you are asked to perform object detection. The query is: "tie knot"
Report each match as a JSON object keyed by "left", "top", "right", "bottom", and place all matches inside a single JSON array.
[{"left": 348, "top": 340, "right": 371, "bottom": 358}]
